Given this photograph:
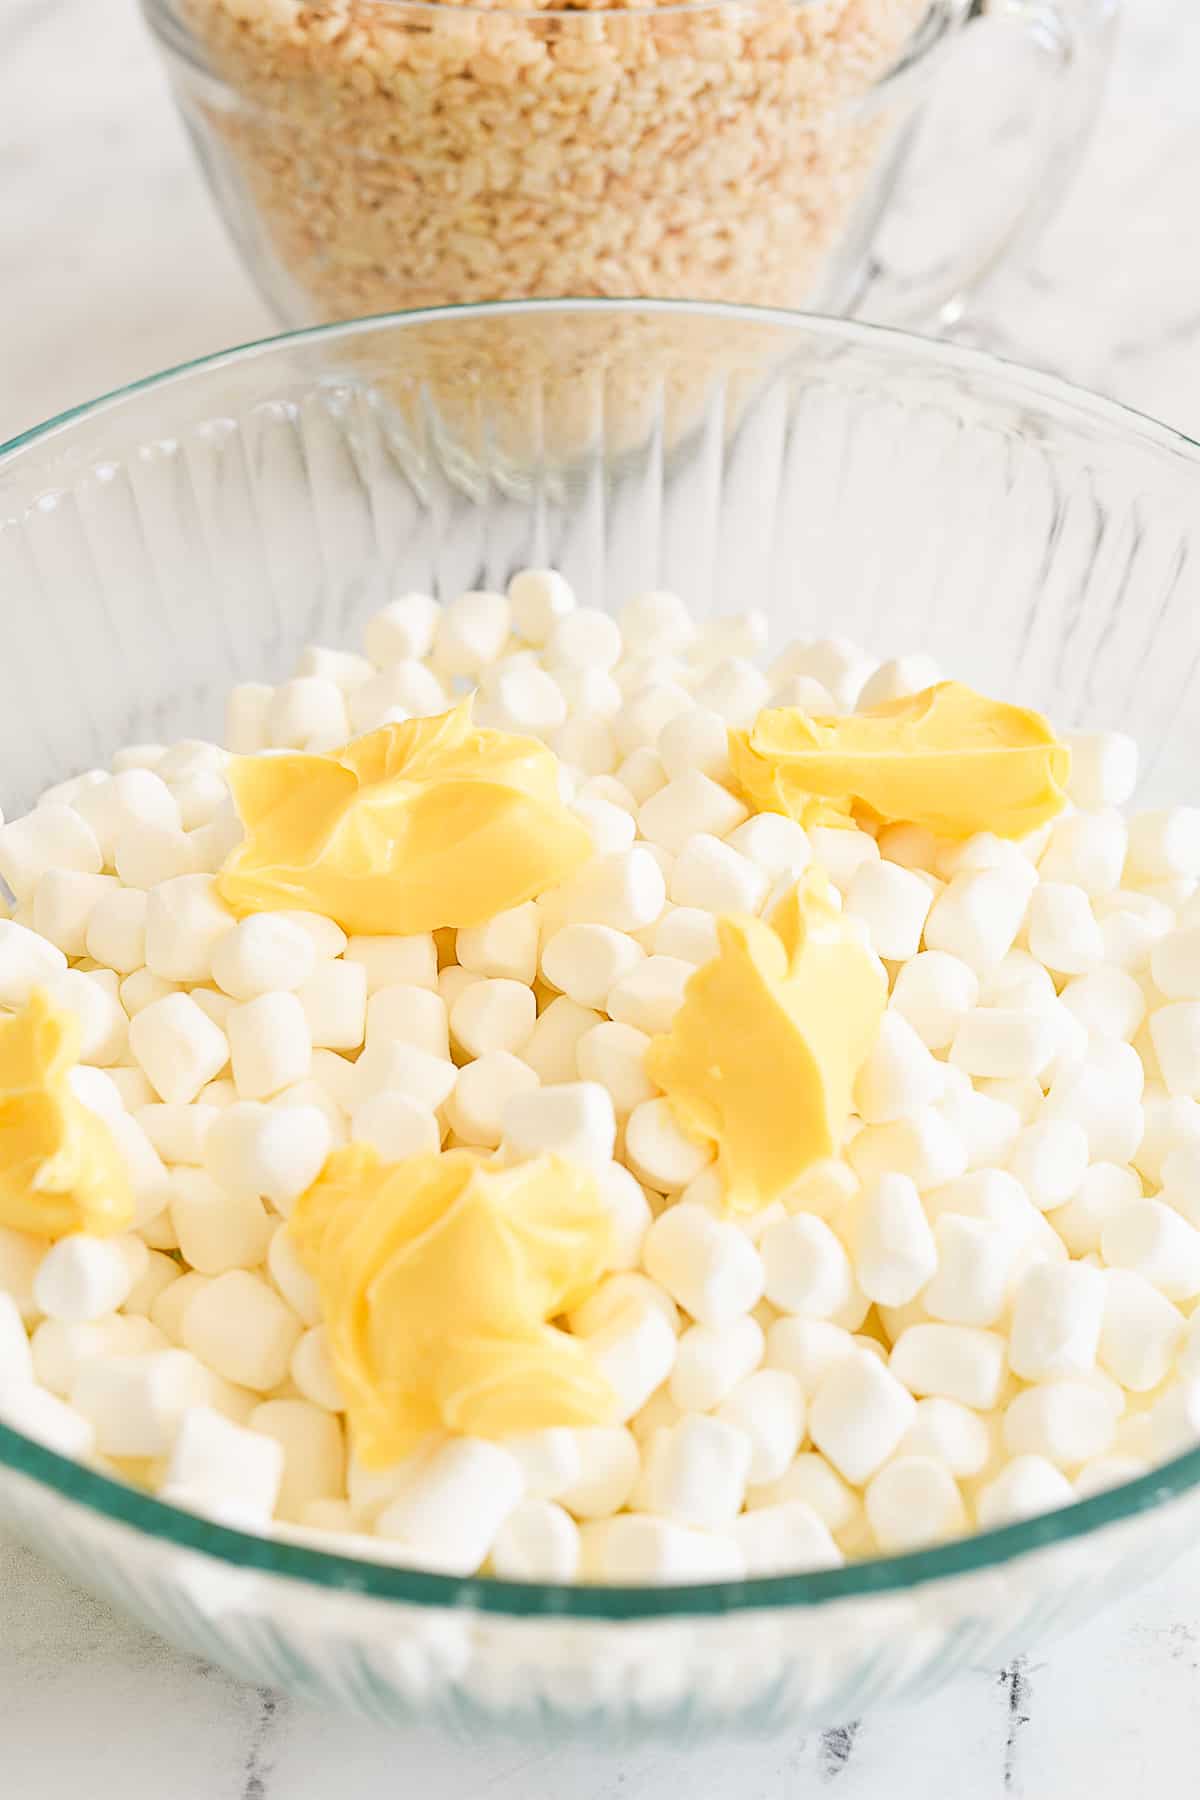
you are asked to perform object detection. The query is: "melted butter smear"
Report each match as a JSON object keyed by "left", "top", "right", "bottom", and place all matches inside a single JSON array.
[
  {"left": 0, "top": 991, "right": 133, "bottom": 1238},
  {"left": 289, "top": 1145, "right": 615, "bottom": 1467},
  {"left": 730, "top": 681, "right": 1070, "bottom": 840},
  {"left": 218, "top": 699, "right": 592, "bottom": 935},
  {"left": 647, "top": 876, "right": 886, "bottom": 1214}
]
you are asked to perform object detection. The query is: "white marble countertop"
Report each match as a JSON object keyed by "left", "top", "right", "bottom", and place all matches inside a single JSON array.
[{"left": 4, "top": 0, "right": 1200, "bottom": 1794}]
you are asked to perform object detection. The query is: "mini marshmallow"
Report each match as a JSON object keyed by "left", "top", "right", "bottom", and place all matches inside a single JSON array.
[
  {"left": 589, "top": 1514, "right": 742, "bottom": 1583},
  {"left": 558, "top": 848, "right": 667, "bottom": 933},
  {"left": 749, "top": 1452, "right": 861, "bottom": 1534},
  {"left": 866, "top": 1455, "right": 966, "bottom": 1551},
  {"left": 546, "top": 606, "right": 622, "bottom": 675},
  {"left": 977, "top": 1454, "right": 1075, "bottom": 1527},
  {"left": 591, "top": 1163, "right": 653, "bottom": 1271},
  {"left": 669, "top": 1315, "right": 764, "bottom": 1412},
  {"left": 1008, "top": 1261, "right": 1105, "bottom": 1381},
  {"left": 163, "top": 1406, "right": 284, "bottom": 1526},
  {"left": 491, "top": 1499, "right": 581, "bottom": 1582},
  {"left": 499, "top": 1428, "right": 583, "bottom": 1503},
  {"left": 517, "top": 996, "right": 600, "bottom": 1085},
  {"left": 1007, "top": 1120, "right": 1090, "bottom": 1212},
  {"left": 505, "top": 568, "right": 575, "bottom": 646},
  {"left": 376, "top": 1437, "right": 524, "bottom": 1574},
  {"left": 181, "top": 1271, "right": 302, "bottom": 1391},
  {"left": 848, "top": 1108, "right": 969, "bottom": 1192},
  {"left": 294, "top": 959, "right": 367, "bottom": 1051},
  {"left": 249, "top": 1398, "right": 344, "bottom": 1521},
  {"left": 143, "top": 874, "right": 233, "bottom": 984},
  {"left": 123, "top": 1250, "right": 183, "bottom": 1319},
  {"left": 760, "top": 1213, "right": 858, "bottom": 1321},
  {"left": 656, "top": 707, "right": 732, "bottom": 785},
  {"left": 210, "top": 914, "right": 316, "bottom": 1000},
  {"left": 1003, "top": 1380, "right": 1117, "bottom": 1468},
  {"left": 808, "top": 1349, "right": 917, "bottom": 1485},
  {"left": 455, "top": 903, "right": 540, "bottom": 985},
  {"left": 226, "top": 992, "right": 311, "bottom": 1099},
  {"left": 32, "top": 1234, "right": 146, "bottom": 1324},
  {"left": 343, "top": 933, "right": 438, "bottom": 994},
  {"left": 265, "top": 678, "right": 349, "bottom": 749},
  {"left": 890, "top": 1323, "right": 1007, "bottom": 1410},
  {"left": 129, "top": 993, "right": 229, "bottom": 1104},
  {"left": 1027, "top": 882, "right": 1104, "bottom": 976},
  {"left": 1064, "top": 730, "right": 1138, "bottom": 810},
  {"left": 652, "top": 907, "right": 720, "bottom": 968},
  {"left": 1102, "top": 1199, "right": 1200, "bottom": 1300},
  {"left": 204, "top": 1101, "right": 332, "bottom": 1212},
  {"left": 0, "top": 805, "right": 101, "bottom": 902},
  {"left": 444, "top": 1053, "right": 538, "bottom": 1149},
  {"left": 541, "top": 924, "right": 644, "bottom": 1010},
  {"left": 365, "top": 592, "right": 440, "bottom": 664},
  {"left": 0, "top": 1225, "right": 50, "bottom": 1322},
  {"left": 846, "top": 861, "right": 934, "bottom": 962},
  {"left": 643, "top": 1203, "right": 764, "bottom": 1328},
  {"left": 950, "top": 1008, "right": 1058, "bottom": 1081},
  {"left": 638, "top": 774, "right": 747, "bottom": 857},
  {"left": 1044, "top": 1043, "right": 1146, "bottom": 1163},
  {"left": 584, "top": 1297, "right": 677, "bottom": 1421},
  {"left": 576, "top": 1022, "right": 657, "bottom": 1118},
  {"left": 0, "top": 1385, "right": 95, "bottom": 1459},
  {"left": 366, "top": 984, "right": 450, "bottom": 1060},
  {"left": 1126, "top": 808, "right": 1200, "bottom": 881},
  {"left": 924, "top": 868, "right": 1032, "bottom": 973},
  {"left": 351, "top": 1092, "right": 441, "bottom": 1161},
  {"left": 1097, "top": 1268, "right": 1183, "bottom": 1392},
  {"left": 715, "top": 1369, "right": 805, "bottom": 1484},
  {"left": 625, "top": 1097, "right": 714, "bottom": 1192},
  {"left": 0, "top": 919, "right": 68, "bottom": 1007},
  {"left": 921, "top": 1213, "right": 1018, "bottom": 1328},
  {"left": 502, "top": 1081, "right": 616, "bottom": 1169},
  {"left": 71, "top": 1349, "right": 201, "bottom": 1456},
  {"left": 607, "top": 956, "right": 693, "bottom": 1036},
  {"left": 764, "top": 1318, "right": 856, "bottom": 1396},
  {"left": 84, "top": 886, "right": 148, "bottom": 975},
  {"left": 897, "top": 1397, "right": 992, "bottom": 1477},
  {"left": 1060, "top": 965, "right": 1146, "bottom": 1042},
  {"left": 853, "top": 1173, "right": 937, "bottom": 1306},
  {"left": 612, "top": 683, "right": 694, "bottom": 758},
  {"left": 670, "top": 834, "right": 769, "bottom": 916},
  {"left": 1039, "top": 810, "right": 1128, "bottom": 898},
  {"left": 169, "top": 1169, "right": 275, "bottom": 1274},
  {"left": 854, "top": 1013, "right": 945, "bottom": 1124},
  {"left": 638, "top": 1414, "right": 752, "bottom": 1528},
  {"left": 44, "top": 968, "right": 126, "bottom": 1067},
  {"left": 33, "top": 870, "right": 118, "bottom": 956},
  {"left": 479, "top": 666, "right": 567, "bottom": 738}
]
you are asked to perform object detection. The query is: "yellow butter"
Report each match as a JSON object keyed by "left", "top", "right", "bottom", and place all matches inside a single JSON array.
[
  {"left": 218, "top": 699, "right": 592, "bottom": 936},
  {"left": 0, "top": 991, "right": 134, "bottom": 1239},
  {"left": 647, "top": 876, "right": 885, "bottom": 1215},
  {"left": 730, "top": 681, "right": 1070, "bottom": 840},
  {"left": 289, "top": 1144, "right": 615, "bottom": 1467}
]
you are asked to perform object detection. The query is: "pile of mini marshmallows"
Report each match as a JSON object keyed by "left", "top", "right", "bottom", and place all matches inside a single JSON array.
[{"left": 3, "top": 570, "right": 1200, "bottom": 1586}]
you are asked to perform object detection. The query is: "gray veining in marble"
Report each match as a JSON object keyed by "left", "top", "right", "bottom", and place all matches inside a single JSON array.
[{"left": 3, "top": 0, "right": 1200, "bottom": 1793}]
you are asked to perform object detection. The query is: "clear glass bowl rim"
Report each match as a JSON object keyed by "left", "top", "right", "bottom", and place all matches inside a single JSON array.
[{"left": 3, "top": 296, "right": 1200, "bottom": 1622}]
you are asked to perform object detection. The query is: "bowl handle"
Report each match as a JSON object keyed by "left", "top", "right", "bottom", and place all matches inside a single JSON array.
[{"left": 856, "top": 0, "right": 1119, "bottom": 333}]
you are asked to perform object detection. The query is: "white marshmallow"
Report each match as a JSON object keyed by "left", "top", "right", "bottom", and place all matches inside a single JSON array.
[
  {"left": 226, "top": 992, "right": 311, "bottom": 1099},
  {"left": 760, "top": 1214, "right": 857, "bottom": 1321},
  {"left": 478, "top": 665, "right": 567, "bottom": 737},
  {"left": 612, "top": 683, "right": 693, "bottom": 757},
  {"left": 163, "top": 1406, "right": 284, "bottom": 1527},
  {"left": 853, "top": 1173, "right": 937, "bottom": 1306},
  {"left": 715, "top": 1369, "right": 805, "bottom": 1484},
  {"left": 71, "top": 1349, "right": 201, "bottom": 1456},
  {"left": 0, "top": 1225, "right": 50, "bottom": 1323},
  {"left": 1096, "top": 1268, "right": 1182, "bottom": 1392},
  {"left": 1004, "top": 1380, "right": 1117, "bottom": 1468},
  {"left": 519, "top": 996, "right": 602, "bottom": 1085},
  {"left": 1151, "top": 1002, "right": 1200, "bottom": 1098},
  {"left": 348, "top": 660, "right": 446, "bottom": 730},
  {"left": 1044, "top": 1043, "right": 1145, "bottom": 1163},
  {"left": 1060, "top": 966, "right": 1146, "bottom": 1041},
  {"left": 181, "top": 1271, "right": 302, "bottom": 1391},
  {"left": 129, "top": 993, "right": 229, "bottom": 1104},
  {"left": 670, "top": 834, "right": 768, "bottom": 916},
  {"left": 652, "top": 907, "right": 720, "bottom": 967},
  {"left": 937, "top": 1079, "right": 1022, "bottom": 1171},
  {"left": 546, "top": 606, "right": 622, "bottom": 675},
  {"left": 210, "top": 914, "right": 316, "bottom": 1000},
  {"left": 950, "top": 1008, "right": 1058, "bottom": 1081},
  {"left": 295, "top": 645, "right": 373, "bottom": 690},
  {"left": 430, "top": 589, "right": 510, "bottom": 676},
  {"left": 638, "top": 1414, "right": 752, "bottom": 1528},
  {"left": 356, "top": 1044, "right": 459, "bottom": 1117},
  {"left": 169, "top": 1169, "right": 275, "bottom": 1274},
  {"left": 808, "top": 1349, "right": 917, "bottom": 1484},
  {"left": 365, "top": 592, "right": 440, "bottom": 664},
  {"left": 113, "top": 820, "right": 197, "bottom": 891},
  {"left": 1008, "top": 1261, "right": 1105, "bottom": 1381},
  {"left": 0, "top": 1385, "right": 95, "bottom": 1459},
  {"left": 1126, "top": 808, "right": 1200, "bottom": 881},
  {"left": 845, "top": 861, "right": 934, "bottom": 962},
  {"left": 1151, "top": 925, "right": 1200, "bottom": 1001},
  {"left": 643, "top": 1203, "right": 764, "bottom": 1328},
  {"left": 977, "top": 1454, "right": 1075, "bottom": 1527},
  {"left": 1102, "top": 1199, "right": 1200, "bottom": 1300},
  {"left": 500, "top": 1428, "right": 583, "bottom": 1502},
  {"left": 854, "top": 1013, "right": 945, "bottom": 1124},
  {"left": 1039, "top": 810, "right": 1127, "bottom": 897},
  {"left": 265, "top": 678, "right": 349, "bottom": 749},
  {"left": 82, "top": 886, "right": 148, "bottom": 975},
  {"left": 502, "top": 1082, "right": 616, "bottom": 1170},
  {"left": 764, "top": 1317, "right": 856, "bottom": 1396},
  {"left": 32, "top": 1233, "right": 146, "bottom": 1325},
  {"left": 204, "top": 1101, "right": 332, "bottom": 1212},
  {"left": 267, "top": 1226, "right": 322, "bottom": 1329},
  {"left": 491, "top": 1500, "right": 581, "bottom": 1581},
  {"left": 897, "top": 1397, "right": 992, "bottom": 1477},
  {"left": 351, "top": 1091, "right": 441, "bottom": 1160},
  {"left": 444, "top": 1053, "right": 538, "bottom": 1149},
  {"left": 559, "top": 848, "right": 666, "bottom": 933},
  {"left": 921, "top": 1213, "right": 1018, "bottom": 1328},
  {"left": 856, "top": 655, "right": 941, "bottom": 707},
  {"left": 0, "top": 918, "right": 68, "bottom": 1007},
  {"left": 295, "top": 959, "right": 367, "bottom": 1051},
  {"left": 732, "top": 1500, "right": 842, "bottom": 1574},
  {"left": 618, "top": 589, "right": 694, "bottom": 656},
  {"left": 1027, "top": 882, "right": 1104, "bottom": 976},
  {"left": 585, "top": 1297, "right": 677, "bottom": 1421},
  {"left": 1007, "top": 1120, "right": 1090, "bottom": 1212},
  {"left": 541, "top": 924, "right": 644, "bottom": 1010},
  {"left": 923, "top": 868, "right": 1032, "bottom": 973},
  {"left": 624, "top": 1098, "right": 713, "bottom": 1192},
  {"left": 455, "top": 903, "right": 540, "bottom": 985},
  {"left": 669, "top": 1315, "right": 764, "bottom": 1412},
  {"left": 589, "top": 1514, "right": 743, "bottom": 1583},
  {"left": 890, "top": 1323, "right": 1007, "bottom": 1409},
  {"left": 555, "top": 1427, "right": 640, "bottom": 1519},
  {"left": 849, "top": 1108, "right": 969, "bottom": 1192},
  {"left": 591, "top": 1163, "right": 653, "bottom": 1271},
  {"left": 656, "top": 707, "right": 731, "bottom": 784},
  {"left": 576, "top": 1022, "right": 657, "bottom": 1118},
  {"left": 249, "top": 1398, "right": 344, "bottom": 1521},
  {"left": 638, "top": 774, "right": 747, "bottom": 857},
  {"left": 33, "top": 870, "right": 119, "bottom": 956},
  {"left": 376, "top": 1437, "right": 524, "bottom": 1575},
  {"left": 1064, "top": 730, "right": 1138, "bottom": 810},
  {"left": 367, "top": 983, "right": 451, "bottom": 1059},
  {"left": 607, "top": 956, "right": 693, "bottom": 1036},
  {"left": 0, "top": 805, "right": 101, "bottom": 902},
  {"left": 506, "top": 568, "right": 575, "bottom": 645},
  {"left": 47, "top": 968, "right": 127, "bottom": 1067},
  {"left": 866, "top": 1455, "right": 966, "bottom": 1551},
  {"left": 343, "top": 933, "right": 438, "bottom": 994}
]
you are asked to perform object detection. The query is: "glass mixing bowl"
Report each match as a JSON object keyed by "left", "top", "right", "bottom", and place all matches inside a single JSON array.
[{"left": 2, "top": 302, "right": 1200, "bottom": 1742}]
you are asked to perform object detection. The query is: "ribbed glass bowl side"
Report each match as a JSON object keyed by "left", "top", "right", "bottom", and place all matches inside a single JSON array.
[{"left": 3, "top": 302, "right": 1200, "bottom": 1737}]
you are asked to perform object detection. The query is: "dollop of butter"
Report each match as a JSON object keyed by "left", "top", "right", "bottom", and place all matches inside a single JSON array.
[
  {"left": 730, "top": 681, "right": 1070, "bottom": 839},
  {"left": 0, "top": 991, "right": 134, "bottom": 1239},
  {"left": 288, "top": 1144, "right": 615, "bottom": 1467},
  {"left": 646, "top": 876, "right": 886, "bottom": 1214},
  {"left": 218, "top": 699, "right": 592, "bottom": 935}
]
